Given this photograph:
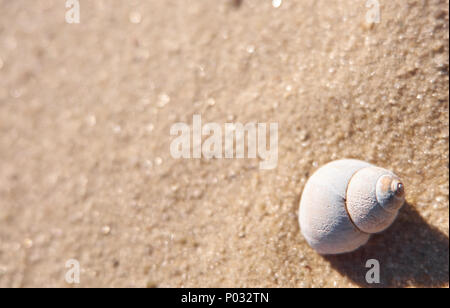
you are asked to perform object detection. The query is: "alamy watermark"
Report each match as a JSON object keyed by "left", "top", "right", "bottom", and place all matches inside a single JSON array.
[
  {"left": 65, "top": 0, "right": 80, "bottom": 24},
  {"left": 365, "top": 0, "right": 381, "bottom": 24},
  {"left": 365, "top": 259, "right": 380, "bottom": 284},
  {"left": 170, "top": 115, "right": 278, "bottom": 170},
  {"left": 65, "top": 259, "right": 80, "bottom": 284}
]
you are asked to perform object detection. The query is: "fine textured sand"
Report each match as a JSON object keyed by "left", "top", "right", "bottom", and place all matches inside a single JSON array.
[{"left": 0, "top": 0, "right": 448, "bottom": 288}]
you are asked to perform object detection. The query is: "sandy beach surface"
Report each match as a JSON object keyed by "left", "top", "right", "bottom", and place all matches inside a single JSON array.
[{"left": 0, "top": 0, "right": 448, "bottom": 287}]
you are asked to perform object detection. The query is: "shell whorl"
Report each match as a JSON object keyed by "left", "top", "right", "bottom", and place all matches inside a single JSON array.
[{"left": 346, "top": 166, "right": 405, "bottom": 234}]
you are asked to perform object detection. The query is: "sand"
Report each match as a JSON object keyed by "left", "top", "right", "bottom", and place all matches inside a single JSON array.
[{"left": 0, "top": 0, "right": 448, "bottom": 288}]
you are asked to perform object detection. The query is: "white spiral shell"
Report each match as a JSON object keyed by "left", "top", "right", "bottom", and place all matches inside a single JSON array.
[{"left": 299, "top": 159, "right": 405, "bottom": 255}]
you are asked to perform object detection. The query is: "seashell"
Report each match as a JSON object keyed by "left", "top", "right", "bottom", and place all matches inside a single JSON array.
[{"left": 299, "top": 159, "right": 405, "bottom": 254}]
